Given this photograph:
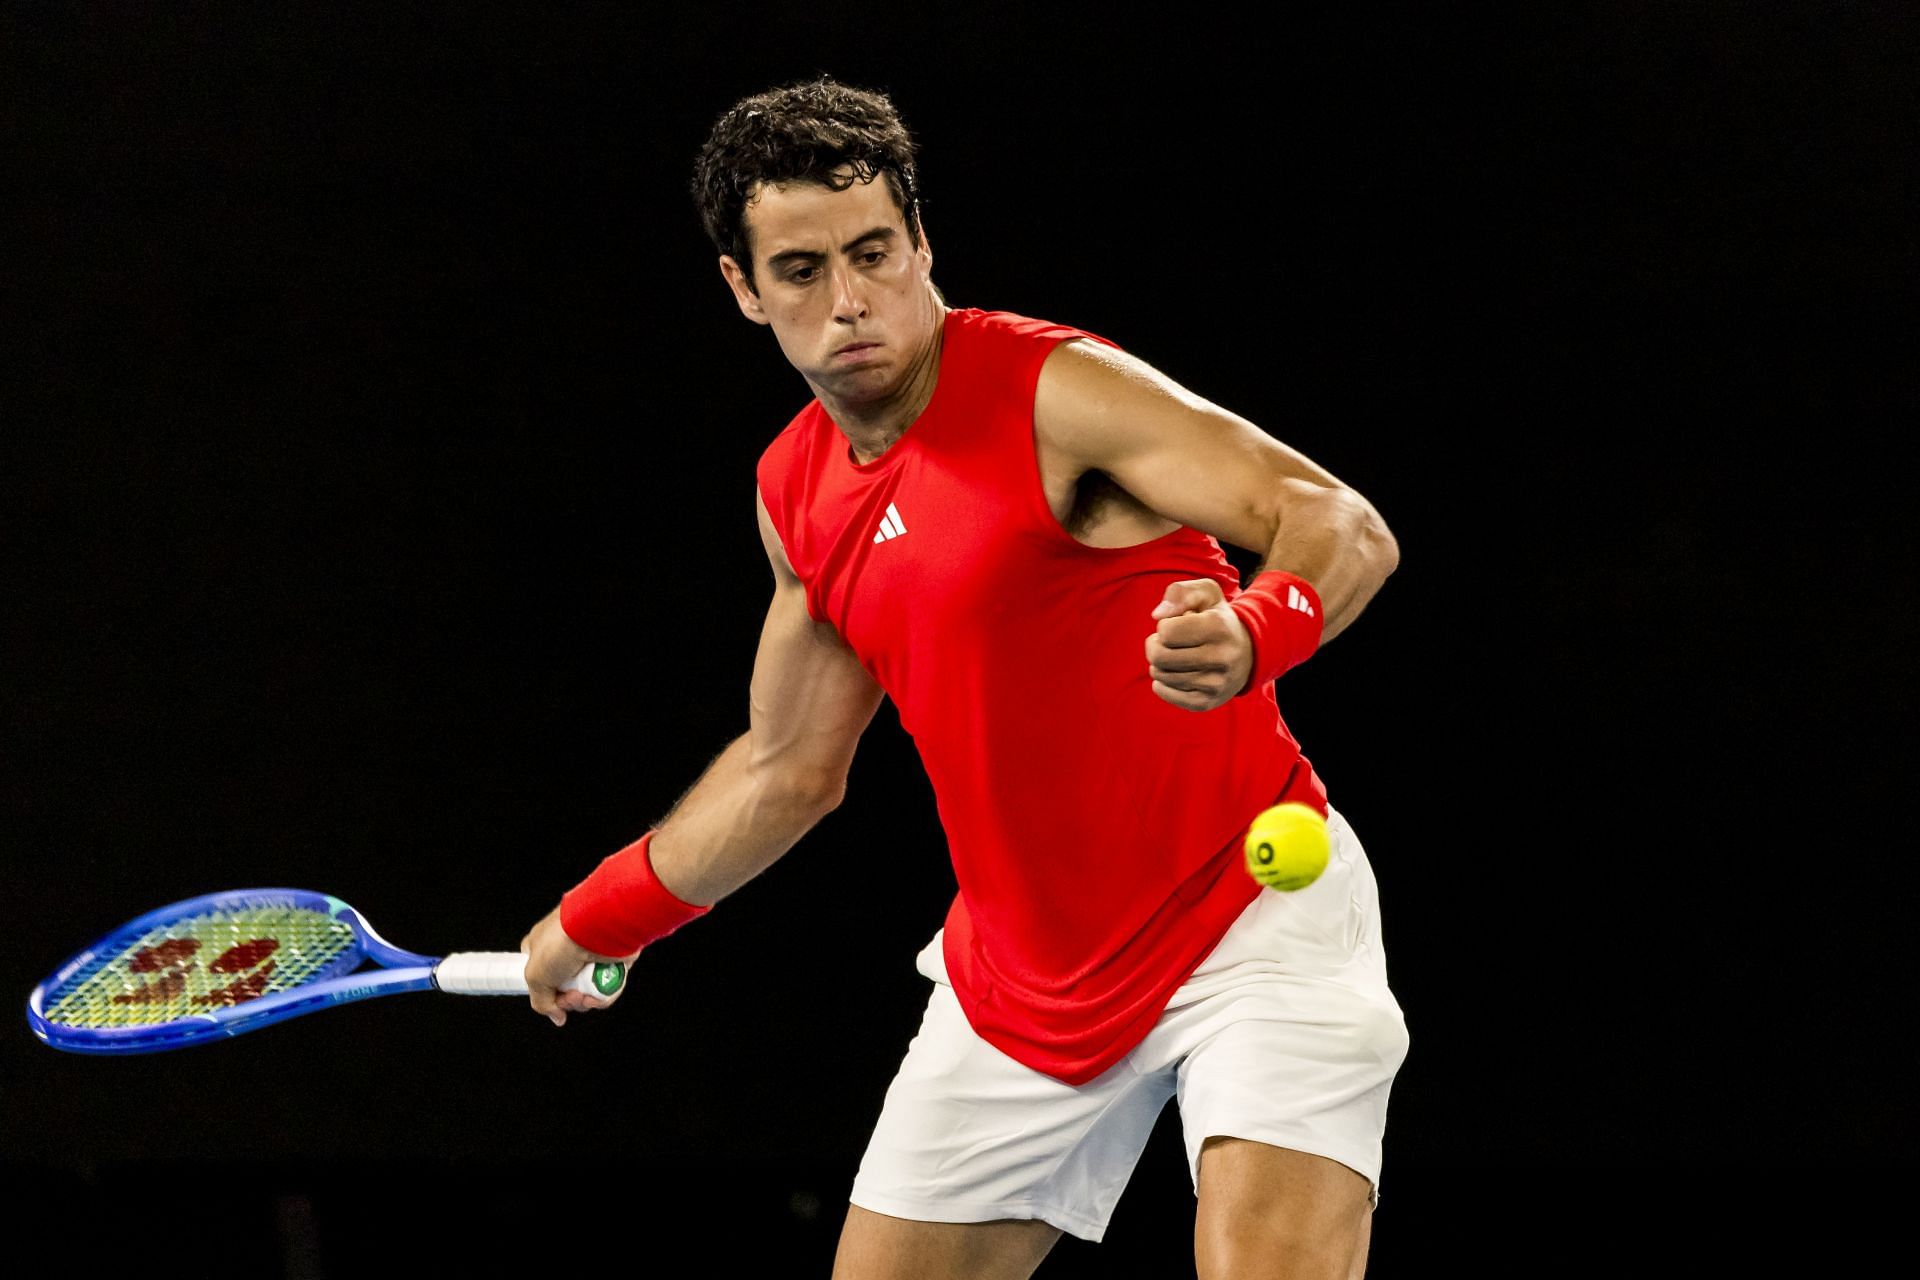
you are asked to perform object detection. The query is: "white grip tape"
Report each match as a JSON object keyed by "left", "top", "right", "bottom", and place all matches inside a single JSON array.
[{"left": 434, "top": 951, "right": 623, "bottom": 1003}]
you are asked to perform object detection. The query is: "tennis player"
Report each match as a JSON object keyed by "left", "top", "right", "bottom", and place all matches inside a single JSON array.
[{"left": 521, "top": 77, "right": 1409, "bottom": 1280}]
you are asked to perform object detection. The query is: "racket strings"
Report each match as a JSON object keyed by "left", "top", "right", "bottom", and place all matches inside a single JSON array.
[{"left": 43, "top": 907, "right": 356, "bottom": 1029}]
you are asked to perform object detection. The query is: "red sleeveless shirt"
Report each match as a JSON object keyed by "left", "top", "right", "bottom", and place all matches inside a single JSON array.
[{"left": 756, "top": 308, "right": 1327, "bottom": 1084}]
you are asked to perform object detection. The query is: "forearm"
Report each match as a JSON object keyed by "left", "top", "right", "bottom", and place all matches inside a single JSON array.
[
  {"left": 535, "top": 499, "right": 874, "bottom": 998},
  {"left": 533, "top": 729, "right": 831, "bottom": 1011},
  {"left": 1257, "top": 487, "right": 1399, "bottom": 645},
  {"left": 645, "top": 731, "right": 842, "bottom": 907}
]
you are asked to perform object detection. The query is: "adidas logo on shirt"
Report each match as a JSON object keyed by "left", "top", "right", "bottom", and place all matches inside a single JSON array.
[
  {"left": 872, "top": 502, "right": 908, "bottom": 543},
  {"left": 1287, "top": 584, "right": 1315, "bottom": 617}
]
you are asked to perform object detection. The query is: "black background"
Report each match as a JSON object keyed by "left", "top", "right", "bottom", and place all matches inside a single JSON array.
[{"left": 5, "top": 4, "right": 1915, "bottom": 1276}]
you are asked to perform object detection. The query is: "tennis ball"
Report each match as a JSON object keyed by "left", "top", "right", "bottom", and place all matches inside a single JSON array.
[{"left": 1244, "top": 802, "right": 1331, "bottom": 891}]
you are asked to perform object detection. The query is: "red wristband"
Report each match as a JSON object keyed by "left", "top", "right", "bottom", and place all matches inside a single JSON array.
[
  {"left": 1228, "top": 570, "right": 1325, "bottom": 696},
  {"left": 559, "top": 831, "right": 710, "bottom": 958}
]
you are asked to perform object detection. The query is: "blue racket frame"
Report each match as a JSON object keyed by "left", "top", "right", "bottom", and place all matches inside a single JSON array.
[{"left": 26, "top": 887, "right": 443, "bottom": 1055}]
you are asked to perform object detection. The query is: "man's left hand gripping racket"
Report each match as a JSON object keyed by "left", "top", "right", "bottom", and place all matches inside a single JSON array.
[{"left": 25, "top": 888, "right": 626, "bottom": 1054}]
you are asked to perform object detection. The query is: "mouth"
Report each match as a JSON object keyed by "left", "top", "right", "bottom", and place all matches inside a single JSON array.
[{"left": 834, "top": 342, "right": 880, "bottom": 359}]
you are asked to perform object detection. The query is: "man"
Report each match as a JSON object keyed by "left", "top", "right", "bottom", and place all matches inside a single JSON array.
[{"left": 521, "top": 77, "right": 1408, "bottom": 1280}]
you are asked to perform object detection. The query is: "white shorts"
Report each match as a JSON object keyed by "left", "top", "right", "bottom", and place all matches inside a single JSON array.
[{"left": 848, "top": 805, "right": 1410, "bottom": 1243}]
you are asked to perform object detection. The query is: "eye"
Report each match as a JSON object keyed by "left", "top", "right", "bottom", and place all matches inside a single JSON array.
[
  {"left": 788, "top": 264, "right": 818, "bottom": 283},
  {"left": 860, "top": 250, "right": 886, "bottom": 265}
]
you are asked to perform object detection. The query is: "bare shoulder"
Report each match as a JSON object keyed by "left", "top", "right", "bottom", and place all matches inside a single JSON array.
[
  {"left": 1036, "top": 337, "right": 1193, "bottom": 421},
  {"left": 1034, "top": 335, "right": 1252, "bottom": 478}
]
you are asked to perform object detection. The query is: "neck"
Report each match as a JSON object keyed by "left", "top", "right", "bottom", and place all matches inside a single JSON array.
[{"left": 823, "top": 302, "right": 948, "bottom": 464}]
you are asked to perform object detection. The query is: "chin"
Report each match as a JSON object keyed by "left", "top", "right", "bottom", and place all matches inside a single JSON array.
[{"left": 826, "top": 369, "right": 898, "bottom": 402}]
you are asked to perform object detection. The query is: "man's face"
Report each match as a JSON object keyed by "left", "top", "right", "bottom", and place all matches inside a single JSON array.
[{"left": 719, "top": 171, "right": 937, "bottom": 403}]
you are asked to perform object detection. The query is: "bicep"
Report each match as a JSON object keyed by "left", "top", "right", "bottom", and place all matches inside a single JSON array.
[
  {"left": 1034, "top": 340, "right": 1363, "bottom": 554},
  {"left": 750, "top": 489, "right": 884, "bottom": 792}
]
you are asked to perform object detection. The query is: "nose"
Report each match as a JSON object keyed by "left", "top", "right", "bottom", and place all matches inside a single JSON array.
[{"left": 829, "top": 260, "right": 868, "bottom": 322}]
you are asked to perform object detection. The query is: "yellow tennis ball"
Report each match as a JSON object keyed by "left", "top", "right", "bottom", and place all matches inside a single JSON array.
[{"left": 1244, "top": 802, "right": 1330, "bottom": 891}]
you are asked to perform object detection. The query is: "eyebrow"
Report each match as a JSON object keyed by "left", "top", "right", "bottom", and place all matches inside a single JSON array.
[{"left": 765, "top": 226, "right": 898, "bottom": 273}]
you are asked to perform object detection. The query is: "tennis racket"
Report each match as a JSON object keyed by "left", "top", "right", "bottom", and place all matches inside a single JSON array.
[{"left": 25, "top": 887, "right": 626, "bottom": 1055}]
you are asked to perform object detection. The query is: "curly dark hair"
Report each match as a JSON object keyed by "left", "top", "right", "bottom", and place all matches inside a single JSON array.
[{"left": 691, "top": 76, "right": 924, "bottom": 292}]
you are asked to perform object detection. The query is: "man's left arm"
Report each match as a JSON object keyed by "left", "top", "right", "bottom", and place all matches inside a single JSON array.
[{"left": 1034, "top": 339, "right": 1400, "bottom": 710}]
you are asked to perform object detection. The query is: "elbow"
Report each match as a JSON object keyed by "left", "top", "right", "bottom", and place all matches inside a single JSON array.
[
  {"left": 813, "top": 774, "right": 849, "bottom": 816},
  {"left": 1339, "top": 489, "right": 1400, "bottom": 588},
  {"left": 773, "top": 766, "right": 847, "bottom": 820},
  {"left": 1370, "top": 512, "right": 1401, "bottom": 583}
]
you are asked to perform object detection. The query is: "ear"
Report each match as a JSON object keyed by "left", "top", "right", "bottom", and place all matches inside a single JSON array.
[{"left": 719, "top": 255, "right": 770, "bottom": 326}]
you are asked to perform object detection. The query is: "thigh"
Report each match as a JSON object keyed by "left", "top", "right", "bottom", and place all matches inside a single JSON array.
[
  {"left": 850, "top": 977, "right": 1176, "bottom": 1244},
  {"left": 1194, "top": 1137, "right": 1372, "bottom": 1280},
  {"left": 1172, "top": 979, "right": 1406, "bottom": 1204},
  {"left": 1162, "top": 809, "right": 1410, "bottom": 1203},
  {"left": 832, "top": 1204, "right": 1061, "bottom": 1280}
]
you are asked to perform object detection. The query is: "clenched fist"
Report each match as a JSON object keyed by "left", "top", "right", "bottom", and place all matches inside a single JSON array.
[{"left": 1145, "top": 579, "right": 1254, "bottom": 711}]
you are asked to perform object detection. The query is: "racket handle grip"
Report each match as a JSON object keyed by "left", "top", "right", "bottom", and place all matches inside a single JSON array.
[{"left": 435, "top": 951, "right": 627, "bottom": 1003}]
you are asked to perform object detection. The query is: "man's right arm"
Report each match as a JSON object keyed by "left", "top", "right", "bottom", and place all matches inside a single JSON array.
[
  {"left": 641, "top": 489, "right": 885, "bottom": 904},
  {"left": 521, "top": 489, "right": 884, "bottom": 1021}
]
